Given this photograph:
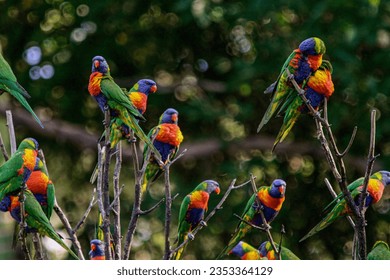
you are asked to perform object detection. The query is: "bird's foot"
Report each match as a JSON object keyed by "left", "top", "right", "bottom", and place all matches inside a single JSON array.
[
  {"left": 200, "top": 220, "right": 207, "bottom": 227},
  {"left": 187, "top": 233, "right": 195, "bottom": 240},
  {"left": 260, "top": 224, "right": 272, "bottom": 231}
]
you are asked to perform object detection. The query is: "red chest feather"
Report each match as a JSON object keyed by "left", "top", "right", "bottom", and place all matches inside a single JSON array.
[
  {"left": 308, "top": 54, "right": 323, "bottom": 71},
  {"left": 88, "top": 72, "right": 103, "bottom": 96},
  {"left": 288, "top": 50, "right": 301, "bottom": 69},
  {"left": 307, "top": 69, "right": 334, "bottom": 98},
  {"left": 257, "top": 189, "right": 285, "bottom": 211},
  {"left": 189, "top": 191, "right": 209, "bottom": 210},
  {"left": 155, "top": 124, "right": 183, "bottom": 146},
  {"left": 129, "top": 92, "right": 147, "bottom": 114},
  {"left": 366, "top": 179, "right": 385, "bottom": 204}
]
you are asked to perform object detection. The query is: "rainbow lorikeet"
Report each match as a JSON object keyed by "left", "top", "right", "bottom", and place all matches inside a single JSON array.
[
  {"left": 141, "top": 108, "right": 184, "bottom": 195},
  {"left": 2, "top": 190, "right": 78, "bottom": 259},
  {"left": 172, "top": 180, "right": 220, "bottom": 260},
  {"left": 0, "top": 138, "right": 40, "bottom": 202},
  {"left": 258, "top": 241, "right": 300, "bottom": 260},
  {"left": 217, "top": 179, "right": 286, "bottom": 259},
  {"left": 300, "top": 170, "right": 390, "bottom": 242},
  {"left": 0, "top": 52, "right": 44, "bottom": 128},
  {"left": 108, "top": 79, "right": 157, "bottom": 148},
  {"left": 272, "top": 60, "right": 334, "bottom": 151},
  {"left": 89, "top": 239, "right": 105, "bottom": 260},
  {"left": 367, "top": 241, "right": 390, "bottom": 260},
  {"left": 88, "top": 56, "right": 161, "bottom": 159},
  {"left": 229, "top": 241, "right": 262, "bottom": 260},
  {"left": 257, "top": 37, "right": 326, "bottom": 134}
]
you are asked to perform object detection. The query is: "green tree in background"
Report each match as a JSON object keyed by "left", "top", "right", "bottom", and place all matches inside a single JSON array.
[{"left": 0, "top": 0, "right": 389, "bottom": 260}]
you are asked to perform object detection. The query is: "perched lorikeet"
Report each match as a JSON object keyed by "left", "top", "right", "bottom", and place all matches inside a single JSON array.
[
  {"left": 172, "top": 180, "right": 220, "bottom": 260},
  {"left": 108, "top": 79, "right": 157, "bottom": 148},
  {"left": 367, "top": 241, "right": 390, "bottom": 260},
  {"left": 4, "top": 190, "right": 78, "bottom": 259},
  {"left": 141, "top": 108, "right": 184, "bottom": 195},
  {"left": 0, "top": 52, "right": 44, "bottom": 128},
  {"left": 0, "top": 138, "right": 40, "bottom": 202},
  {"left": 257, "top": 37, "right": 326, "bottom": 134},
  {"left": 229, "top": 241, "right": 262, "bottom": 260},
  {"left": 258, "top": 241, "right": 300, "bottom": 260},
  {"left": 89, "top": 239, "right": 105, "bottom": 260},
  {"left": 88, "top": 56, "right": 161, "bottom": 159},
  {"left": 272, "top": 60, "right": 334, "bottom": 151},
  {"left": 300, "top": 170, "right": 390, "bottom": 242},
  {"left": 217, "top": 179, "right": 286, "bottom": 259}
]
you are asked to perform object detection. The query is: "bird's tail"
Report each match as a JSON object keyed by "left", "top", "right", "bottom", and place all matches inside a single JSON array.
[
  {"left": 172, "top": 234, "right": 187, "bottom": 260},
  {"left": 216, "top": 231, "right": 242, "bottom": 260}
]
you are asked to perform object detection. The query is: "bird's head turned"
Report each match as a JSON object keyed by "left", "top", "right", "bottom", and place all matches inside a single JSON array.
[
  {"left": 91, "top": 56, "right": 109, "bottom": 74},
  {"left": 18, "top": 138, "right": 39, "bottom": 151},
  {"left": 204, "top": 179, "right": 220, "bottom": 195},
  {"left": 136, "top": 79, "right": 157, "bottom": 95},
  {"left": 258, "top": 241, "right": 268, "bottom": 257},
  {"left": 378, "top": 170, "right": 390, "bottom": 187},
  {"left": 0, "top": 196, "right": 11, "bottom": 212},
  {"left": 89, "top": 239, "right": 105, "bottom": 259},
  {"left": 319, "top": 60, "right": 333, "bottom": 74},
  {"left": 229, "top": 241, "right": 245, "bottom": 256},
  {"left": 270, "top": 179, "right": 286, "bottom": 198},
  {"left": 160, "top": 108, "right": 179, "bottom": 124},
  {"left": 299, "top": 37, "right": 326, "bottom": 56}
]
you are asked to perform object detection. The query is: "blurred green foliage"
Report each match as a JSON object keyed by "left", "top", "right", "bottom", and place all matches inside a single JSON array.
[{"left": 0, "top": 0, "right": 389, "bottom": 260}]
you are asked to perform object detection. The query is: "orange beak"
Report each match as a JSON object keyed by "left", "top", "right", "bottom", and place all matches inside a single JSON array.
[
  {"left": 150, "top": 84, "right": 157, "bottom": 93},
  {"left": 171, "top": 113, "right": 178, "bottom": 122},
  {"left": 215, "top": 187, "right": 221, "bottom": 195},
  {"left": 91, "top": 244, "right": 96, "bottom": 251},
  {"left": 94, "top": 60, "right": 100, "bottom": 69},
  {"left": 279, "top": 185, "right": 286, "bottom": 195}
]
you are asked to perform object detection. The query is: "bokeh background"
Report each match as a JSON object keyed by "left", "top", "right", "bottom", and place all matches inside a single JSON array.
[{"left": 0, "top": 0, "right": 389, "bottom": 260}]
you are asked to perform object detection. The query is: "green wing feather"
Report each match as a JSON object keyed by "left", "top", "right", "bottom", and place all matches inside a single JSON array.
[
  {"left": 0, "top": 152, "right": 25, "bottom": 202},
  {"left": 24, "top": 190, "right": 79, "bottom": 259},
  {"left": 172, "top": 195, "right": 191, "bottom": 260},
  {"left": 0, "top": 53, "right": 18, "bottom": 82},
  {"left": 367, "top": 241, "right": 390, "bottom": 260},
  {"left": 46, "top": 181, "right": 55, "bottom": 219}
]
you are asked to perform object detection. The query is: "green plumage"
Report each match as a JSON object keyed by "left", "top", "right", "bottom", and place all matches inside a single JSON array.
[
  {"left": 0, "top": 53, "right": 44, "bottom": 128},
  {"left": 367, "top": 241, "right": 390, "bottom": 260},
  {"left": 0, "top": 138, "right": 38, "bottom": 202},
  {"left": 22, "top": 190, "right": 79, "bottom": 259}
]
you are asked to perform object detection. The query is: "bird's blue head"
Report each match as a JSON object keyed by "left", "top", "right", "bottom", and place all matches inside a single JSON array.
[
  {"left": 299, "top": 37, "right": 326, "bottom": 56},
  {"left": 269, "top": 179, "right": 286, "bottom": 198},
  {"left": 89, "top": 239, "right": 105, "bottom": 259},
  {"left": 258, "top": 241, "right": 268, "bottom": 257},
  {"left": 18, "top": 138, "right": 39, "bottom": 152},
  {"left": 160, "top": 108, "right": 179, "bottom": 124},
  {"left": 230, "top": 241, "right": 245, "bottom": 257},
  {"left": 0, "top": 196, "right": 11, "bottom": 212},
  {"left": 204, "top": 180, "right": 221, "bottom": 195},
  {"left": 91, "top": 56, "right": 109, "bottom": 74},
  {"left": 378, "top": 170, "right": 390, "bottom": 187},
  {"left": 136, "top": 79, "right": 157, "bottom": 95}
]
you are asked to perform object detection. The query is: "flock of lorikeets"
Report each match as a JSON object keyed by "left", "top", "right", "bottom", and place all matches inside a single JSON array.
[{"left": 0, "top": 37, "right": 389, "bottom": 260}]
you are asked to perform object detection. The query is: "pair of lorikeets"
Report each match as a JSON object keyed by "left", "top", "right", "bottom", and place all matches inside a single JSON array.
[{"left": 0, "top": 138, "right": 78, "bottom": 259}]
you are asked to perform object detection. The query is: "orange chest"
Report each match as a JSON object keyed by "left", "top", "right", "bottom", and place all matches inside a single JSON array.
[
  {"left": 27, "top": 171, "right": 49, "bottom": 195},
  {"left": 88, "top": 72, "right": 103, "bottom": 96},
  {"left": 20, "top": 149, "right": 37, "bottom": 173},
  {"left": 129, "top": 92, "right": 147, "bottom": 114},
  {"left": 155, "top": 124, "right": 183, "bottom": 146},
  {"left": 257, "top": 189, "right": 285, "bottom": 211},
  {"left": 190, "top": 191, "right": 209, "bottom": 209},
  {"left": 308, "top": 54, "right": 323, "bottom": 71},
  {"left": 307, "top": 69, "right": 334, "bottom": 98},
  {"left": 366, "top": 179, "right": 385, "bottom": 204}
]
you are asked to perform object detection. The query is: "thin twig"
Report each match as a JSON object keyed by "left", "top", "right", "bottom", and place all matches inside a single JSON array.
[
  {"left": 18, "top": 183, "right": 30, "bottom": 260},
  {"left": 170, "top": 178, "right": 251, "bottom": 258},
  {"left": 163, "top": 160, "right": 173, "bottom": 260},
  {"left": 73, "top": 188, "right": 97, "bottom": 233},
  {"left": 113, "top": 143, "right": 122, "bottom": 260},
  {"left": 0, "top": 132, "right": 9, "bottom": 160},
  {"left": 5, "top": 110, "right": 16, "bottom": 154}
]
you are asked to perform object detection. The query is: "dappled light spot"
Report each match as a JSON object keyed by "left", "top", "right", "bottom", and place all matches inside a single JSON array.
[{"left": 23, "top": 46, "right": 42, "bottom": 66}]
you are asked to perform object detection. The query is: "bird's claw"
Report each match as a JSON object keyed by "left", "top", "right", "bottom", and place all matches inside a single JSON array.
[
  {"left": 187, "top": 233, "right": 194, "bottom": 240},
  {"left": 200, "top": 220, "right": 207, "bottom": 227}
]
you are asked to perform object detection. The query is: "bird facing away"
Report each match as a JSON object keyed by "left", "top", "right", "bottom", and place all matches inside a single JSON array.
[
  {"left": 141, "top": 108, "right": 183, "bottom": 196},
  {"left": 0, "top": 138, "right": 40, "bottom": 202},
  {"left": 367, "top": 241, "right": 390, "bottom": 260},
  {"left": 172, "top": 180, "right": 220, "bottom": 260},
  {"left": 3, "top": 190, "right": 78, "bottom": 259},
  {"left": 272, "top": 59, "right": 334, "bottom": 151},
  {"left": 217, "top": 179, "right": 286, "bottom": 259},
  {"left": 89, "top": 239, "right": 105, "bottom": 260},
  {"left": 258, "top": 241, "right": 300, "bottom": 260},
  {"left": 257, "top": 37, "right": 326, "bottom": 134},
  {"left": 300, "top": 170, "right": 390, "bottom": 242},
  {"left": 0, "top": 52, "right": 44, "bottom": 128},
  {"left": 229, "top": 241, "right": 262, "bottom": 260}
]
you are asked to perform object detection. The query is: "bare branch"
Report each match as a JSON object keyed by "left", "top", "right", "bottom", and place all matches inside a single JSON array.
[
  {"left": 5, "top": 110, "right": 16, "bottom": 154},
  {"left": 31, "top": 232, "right": 44, "bottom": 260},
  {"left": 112, "top": 144, "right": 122, "bottom": 260},
  {"left": 0, "top": 132, "right": 9, "bottom": 161},
  {"left": 73, "top": 188, "right": 97, "bottom": 233}
]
